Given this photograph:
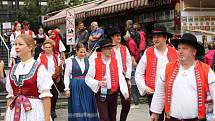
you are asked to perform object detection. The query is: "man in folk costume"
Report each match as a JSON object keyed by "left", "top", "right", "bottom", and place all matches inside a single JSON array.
[
  {"left": 109, "top": 27, "right": 132, "bottom": 121},
  {"left": 37, "top": 40, "right": 63, "bottom": 120},
  {"left": 150, "top": 33, "right": 215, "bottom": 121},
  {"left": 86, "top": 38, "right": 129, "bottom": 121},
  {"left": 21, "top": 21, "right": 36, "bottom": 38},
  {"left": 135, "top": 25, "right": 178, "bottom": 121},
  {"left": 34, "top": 27, "right": 49, "bottom": 59}
]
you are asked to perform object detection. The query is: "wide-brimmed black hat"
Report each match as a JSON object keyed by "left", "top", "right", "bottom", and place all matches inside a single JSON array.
[
  {"left": 148, "top": 25, "right": 173, "bottom": 38},
  {"left": 96, "top": 38, "right": 115, "bottom": 52},
  {"left": 107, "top": 27, "right": 121, "bottom": 37},
  {"left": 170, "top": 33, "right": 205, "bottom": 56}
]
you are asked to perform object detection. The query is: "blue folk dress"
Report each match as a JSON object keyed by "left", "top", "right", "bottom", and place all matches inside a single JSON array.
[{"left": 68, "top": 58, "right": 99, "bottom": 121}]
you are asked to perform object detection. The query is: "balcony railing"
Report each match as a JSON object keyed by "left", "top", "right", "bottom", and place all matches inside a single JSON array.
[{"left": 0, "top": 35, "right": 10, "bottom": 67}]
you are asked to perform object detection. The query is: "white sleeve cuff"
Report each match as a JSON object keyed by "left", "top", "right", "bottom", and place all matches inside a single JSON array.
[
  {"left": 64, "top": 88, "right": 70, "bottom": 91},
  {"left": 150, "top": 108, "right": 162, "bottom": 114},
  {"left": 39, "top": 90, "right": 53, "bottom": 98},
  {"left": 6, "top": 93, "right": 14, "bottom": 99}
]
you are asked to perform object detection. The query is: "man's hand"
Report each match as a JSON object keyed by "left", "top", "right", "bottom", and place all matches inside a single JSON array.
[
  {"left": 124, "top": 92, "right": 129, "bottom": 100},
  {"left": 98, "top": 81, "right": 107, "bottom": 87},
  {"left": 146, "top": 86, "right": 154, "bottom": 94},
  {"left": 127, "top": 79, "right": 132, "bottom": 89},
  {"left": 151, "top": 113, "right": 159, "bottom": 121}
]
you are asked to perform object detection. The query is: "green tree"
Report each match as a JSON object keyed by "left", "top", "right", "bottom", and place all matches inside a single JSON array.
[
  {"left": 17, "top": 0, "right": 43, "bottom": 31},
  {"left": 68, "top": 0, "right": 84, "bottom": 6},
  {"left": 47, "top": 0, "right": 67, "bottom": 13}
]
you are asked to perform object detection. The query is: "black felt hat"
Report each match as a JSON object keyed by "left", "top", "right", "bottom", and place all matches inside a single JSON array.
[
  {"left": 96, "top": 38, "right": 115, "bottom": 52},
  {"left": 108, "top": 27, "right": 121, "bottom": 37},
  {"left": 170, "top": 33, "right": 205, "bottom": 56},
  {"left": 148, "top": 24, "right": 173, "bottom": 38}
]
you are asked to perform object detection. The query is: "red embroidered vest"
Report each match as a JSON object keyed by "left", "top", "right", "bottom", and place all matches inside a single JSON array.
[
  {"left": 165, "top": 60, "right": 210, "bottom": 119},
  {"left": 112, "top": 45, "right": 127, "bottom": 73},
  {"left": 145, "top": 46, "right": 178, "bottom": 90},
  {"left": 9, "top": 61, "right": 41, "bottom": 97},
  {"left": 39, "top": 52, "right": 58, "bottom": 69},
  {"left": 95, "top": 53, "right": 119, "bottom": 93},
  {"left": 21, "top": 30, "right": 33, "bottom": 36}
]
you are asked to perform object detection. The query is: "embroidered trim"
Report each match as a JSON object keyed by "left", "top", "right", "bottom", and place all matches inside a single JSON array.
[
  {"left": 167, "top": 62, "right": 179, "bottom": 106},
  {"left": 120, "top": 46, "right": 127, "bottom": 73},
  {"left": 10, "top": 61, "right": 40, "bottom": 86},
  {"left": 150, "top": 57, "right": 157, "bottom": 89},
  {"left": 68, "top": 112, "right": 98, "bottom": 118}
]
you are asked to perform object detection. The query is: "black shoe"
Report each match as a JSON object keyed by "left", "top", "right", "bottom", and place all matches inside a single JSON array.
[{"left": 53, "top": 112, "right": 57, "bottom": 118}]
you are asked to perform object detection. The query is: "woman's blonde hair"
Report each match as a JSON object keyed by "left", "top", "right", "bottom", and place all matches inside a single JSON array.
[
  {"left": 43, "top": 39, "right": 54, "bottom": 48},
  {"left": 16, "top": 34, "right": 35, "bottom": 55}
]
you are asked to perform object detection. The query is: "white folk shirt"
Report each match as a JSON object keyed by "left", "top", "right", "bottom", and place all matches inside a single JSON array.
[
  {"left": 24, "top": 30, "right": 36, "bottom": 38},
  {"left": 58, "top": 40, "right": 66, "bottom": 52},
  {"left": 150, "top": 64, "right": 215, "bottom": 119},
  {"left": 113, "top": 46, "right": 132, "bottom": 79},
  {"left": 135, "top": 47, "right": 169, "bottom": 95},
  {"left": 37, "top": 34, "right": 48, "bottom": 39},
  {"left": 85, "top": 57, "right": 129, "bottom": 98},
  {"left": 64, "top": 56, "right": 85, "bottom": 91},
  {"left": 10, "top": 31, "right": 21, "bottom": 45},
  {"left": 6, "top": 58, "right": 53, "bottom": 98}
]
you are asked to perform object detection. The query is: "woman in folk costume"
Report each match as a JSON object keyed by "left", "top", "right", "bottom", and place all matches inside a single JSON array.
[
  {"left": 135, "top": 25, "right": 178, "bottom": 121},
  {"left": 37, "top": 39, "right": 63, "bottom": 120},
  {"left": 48, "top": 29, "right": 66, "bottom": 60},
  {"left": 5, "top": 34, "right": 53, "bottom": 121},
  {"left": 86, "top": 39, "right": 129, "bottom": 121},
  {"left": 64, "top": 42, "right": 99, "bottom": 121},
  {"left": 150, "top": 33, "right": 215, "bottom": 121},
  {"left": 34, "top": 27, "right": 48, "bottom": 59},
  {"left": 10, "top": 21, "right": 22, "bottom": 66},
  {"left": 10, "top": 21, "right": 21, "bottom": 46}
]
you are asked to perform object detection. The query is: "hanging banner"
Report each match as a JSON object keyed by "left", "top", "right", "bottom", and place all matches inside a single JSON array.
[{"left": 66, "top": 8, "right": 75, "bottom": 45}]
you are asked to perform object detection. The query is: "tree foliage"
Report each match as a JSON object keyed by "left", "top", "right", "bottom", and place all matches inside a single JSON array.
[
  {"left": 17, "top": 0, "right": 43, "bottom": 32},
  {"left": 47, "top": 0, "right": 67, "bottom": 13},
  {"left": 68, "top": 0, "right": 84, "bottom": 6}
]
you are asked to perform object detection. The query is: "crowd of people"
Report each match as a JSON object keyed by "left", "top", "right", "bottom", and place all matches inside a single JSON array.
[{"left": 0, "top": 19, "right": 215, "bottom": 121}]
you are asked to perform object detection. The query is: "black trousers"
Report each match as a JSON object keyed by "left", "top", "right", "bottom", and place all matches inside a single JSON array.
[
  {"left": 165, "top": 116, "right": 205, "bottom": 121},
  {"left": 119, "top": 83, "right": 131, "bottom": 121},
  {"left": 51, "top": 84, "right": 59, "bottom": 120}
]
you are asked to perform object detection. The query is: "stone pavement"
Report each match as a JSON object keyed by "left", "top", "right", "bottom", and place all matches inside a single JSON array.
[{"left": 55, "top": 104, "right": 150, "bottom": 121}]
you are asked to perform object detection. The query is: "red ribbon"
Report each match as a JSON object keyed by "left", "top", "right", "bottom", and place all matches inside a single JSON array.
[{"left": 10, "top": 95, "right": 32, "bottom": 121}]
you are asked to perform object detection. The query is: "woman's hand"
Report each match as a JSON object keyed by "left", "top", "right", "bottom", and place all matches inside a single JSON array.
[
  {"left": 64, "top": 90, "right": 70, "bottom": 97},
  {"left": 0, "top": 60, "right": 4, "bottom": 78}
]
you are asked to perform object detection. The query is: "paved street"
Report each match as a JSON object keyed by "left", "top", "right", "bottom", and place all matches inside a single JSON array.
[{"left": 55, "top": 104, "right": 150, "bottom": 121}]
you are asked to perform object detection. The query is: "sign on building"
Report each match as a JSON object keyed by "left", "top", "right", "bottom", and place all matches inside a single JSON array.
[
  {"left": 66, "top": 8, "right": 75, "bottom": 45},
  {"left": 2, "top": 22, "right": 12, "bottom": 29}
]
